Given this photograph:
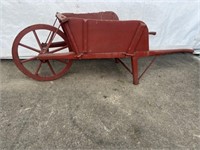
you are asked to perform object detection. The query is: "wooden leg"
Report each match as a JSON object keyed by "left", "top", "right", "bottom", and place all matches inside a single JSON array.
[{"left": 131, "top": 57, "right": 139, "bottom": 85}]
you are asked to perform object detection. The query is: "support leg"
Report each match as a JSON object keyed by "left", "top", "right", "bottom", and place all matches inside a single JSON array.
[{"left": 131, "top": 57, "right": 139, "bottom": 85}]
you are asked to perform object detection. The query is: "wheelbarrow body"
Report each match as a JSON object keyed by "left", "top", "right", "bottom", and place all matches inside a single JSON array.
[{"left": 12, "top": 11, "right": 193, "bottom": 84}]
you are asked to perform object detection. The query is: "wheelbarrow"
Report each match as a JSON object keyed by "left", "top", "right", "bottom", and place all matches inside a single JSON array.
[{"left": 12, "top": 11, "right": 193, "bottom": 85}]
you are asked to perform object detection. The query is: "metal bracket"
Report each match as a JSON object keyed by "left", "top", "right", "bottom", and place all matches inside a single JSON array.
[{"left": 56, "top": 12, "right": 68, "bottom": 23}]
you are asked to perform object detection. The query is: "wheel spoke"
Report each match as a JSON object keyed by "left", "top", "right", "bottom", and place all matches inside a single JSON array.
[
  {"left": 35, "top": 61, "right": 42, "bottom": 75},
  {"left": 21, "top": 56, "right": 37, "bottom": 63},
  {"left": 47, "top": 61, "right": 56, "bottom": 75},
  {"left": 19, "top": 43, "right": 40, "bottom": 53},
  {"left": 50, "top": 46, "right": 68, "bottom": 53},
  {"left": 33, "top": 30, "right": 42, "bottom": 50}
]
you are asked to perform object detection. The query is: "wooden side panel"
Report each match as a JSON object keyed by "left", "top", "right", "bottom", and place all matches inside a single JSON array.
[
  {"left": 86, "top": 20, "right": 145, "bottom": 53},
  {"left": 62, "top": 19, "right": 149, "bottom": 54}
]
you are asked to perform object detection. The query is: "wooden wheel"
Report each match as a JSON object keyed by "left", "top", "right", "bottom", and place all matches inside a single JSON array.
[{"left": 12, "top": 24, "right": 72, "bottom": 81}]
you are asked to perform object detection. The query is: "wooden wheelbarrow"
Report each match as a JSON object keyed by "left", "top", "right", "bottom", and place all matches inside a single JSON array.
[{"left": 12, "top": 11, "right": 193, "bottom": 85}]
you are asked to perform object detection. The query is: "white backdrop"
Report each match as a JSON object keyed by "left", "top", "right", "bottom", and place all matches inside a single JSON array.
[{"left": 0, "top": 0, "right": 200, "bottom": 59}]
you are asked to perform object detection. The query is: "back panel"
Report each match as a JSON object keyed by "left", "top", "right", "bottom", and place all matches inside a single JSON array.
[{"left": 62, "top": 11, "right": 119, "bottom": 20}]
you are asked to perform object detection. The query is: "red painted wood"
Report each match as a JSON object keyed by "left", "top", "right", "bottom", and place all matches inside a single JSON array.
[
  {"left": 62, "top": 11, "right": 119, "bottom": 20},
  {"left": 12, "top": 11, "right": 194, "bottom": 84}
]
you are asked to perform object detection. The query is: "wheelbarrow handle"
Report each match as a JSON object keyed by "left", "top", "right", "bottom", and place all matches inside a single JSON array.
[{"left": 149, "top": 31, "right": 156, "bottom": 35}]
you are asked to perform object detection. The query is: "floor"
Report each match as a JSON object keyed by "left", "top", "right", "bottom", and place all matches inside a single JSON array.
[{"left": 0, "top": 54, "right": 199, "bottom": 149}]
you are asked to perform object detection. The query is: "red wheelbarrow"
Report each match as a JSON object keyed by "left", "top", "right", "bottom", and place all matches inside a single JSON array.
[{"left": 12, "top": 11, "right": 193, "bottom": 85}]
